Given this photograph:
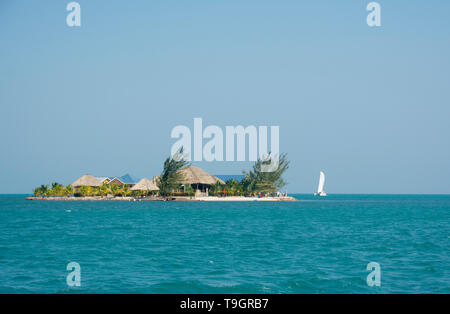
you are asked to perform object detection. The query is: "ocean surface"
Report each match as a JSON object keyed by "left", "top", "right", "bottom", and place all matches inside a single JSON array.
[{"left": 0, "top": 194, "right": 448, "bottom": 294}]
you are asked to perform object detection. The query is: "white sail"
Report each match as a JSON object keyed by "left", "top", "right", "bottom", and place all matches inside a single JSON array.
[{"left": 317, "top": 171, "right": 325, "bottom": 194}]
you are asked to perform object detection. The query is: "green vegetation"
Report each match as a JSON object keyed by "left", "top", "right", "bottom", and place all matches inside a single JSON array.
[
  {"left": 185, "top": 184, "right": 195, "bottom": 198},
  {"left": 32, "top": 182, "right": 136, "bottom": 198},
  {"left": 33, "top": 184, "right": 48, "bottom": 197},
  {"left": 63, "top": 185, "right": 73, "bottom": 196},
  {"left": 156, "top": 147, "right": 190, "bottom": 196},
  {"left": 75, "top": 184, "right": 133, "bottom": 197},
  {"left": 109, "top": 184, "right": 119, "bottom": 196},
  {"left": 207, "top": 153, "right": 289, "bottom": 197},
  {"left": 50, "top": 182, "right": 64, "bottom": 196},
  {"left": 242, "top": 153, "right": 289, "bottom": 194},
  {"left": 99, "top": 184, "right": 109, "bottom": 197},
  {"left": 33, "top": 183, "right": 74, "bottom": 197}
]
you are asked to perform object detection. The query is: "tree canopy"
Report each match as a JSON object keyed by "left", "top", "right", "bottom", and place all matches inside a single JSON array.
[
  {"left": 242, "top": 153, "right": 289, "bottom": 194},
  {"left": 157, "top": 147, "right": 190, "bottom": 196}
]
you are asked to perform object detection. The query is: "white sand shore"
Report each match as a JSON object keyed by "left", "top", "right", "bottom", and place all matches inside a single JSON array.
[
  {"left": 188, "top": 196, "right": 297, "bottom": 202},
  {"left": 26, "top": 196, "right": 297, "bottom": 202}
]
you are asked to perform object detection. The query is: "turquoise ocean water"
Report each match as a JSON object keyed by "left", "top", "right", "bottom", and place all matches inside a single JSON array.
[{"left": 0, "top": 194, "right": 448, "bottom": 293}]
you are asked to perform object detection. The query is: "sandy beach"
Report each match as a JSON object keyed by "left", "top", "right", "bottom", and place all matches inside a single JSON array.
[{"left": 194, "top": 196, "right": 297, "bottom": 202}]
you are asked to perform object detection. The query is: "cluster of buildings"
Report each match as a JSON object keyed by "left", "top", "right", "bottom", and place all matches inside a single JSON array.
[
  {"left": 71, "top": 173, "right": 155, "bottom": 192},
  {"left": 71, "top": 166, "right": 243, "bottom": 195}
]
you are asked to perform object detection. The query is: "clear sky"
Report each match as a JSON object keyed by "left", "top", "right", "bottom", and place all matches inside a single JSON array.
[{"left": 1, "top": 0, "right": 449, "bottom": 194}]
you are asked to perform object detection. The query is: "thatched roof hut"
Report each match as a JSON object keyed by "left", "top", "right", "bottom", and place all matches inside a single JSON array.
[
  {"left": 178, "top": 166, "right": 225, "bottom": 185},
  {"left": 130, "top": 178, "right": 159, "bottom": 191},
  {"left": 72, "top": 174, "right": 102, "bottom": 187}
]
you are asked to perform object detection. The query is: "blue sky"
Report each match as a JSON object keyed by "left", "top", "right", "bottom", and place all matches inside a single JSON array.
[{"left": 1, "top": 0, "right": 449, "bottom": 194}]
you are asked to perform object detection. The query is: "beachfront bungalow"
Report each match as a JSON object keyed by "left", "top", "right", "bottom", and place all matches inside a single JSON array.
[
  {"left": 72, "top": 173, "right": 139, "bottom": 188},
  {"left": 178, "top": 166, "right": 225, "bottom": 195},
  {"left": 108, "top": 177, "right": 124, "bottom": 186},
  {"left": 130, "top": 178, "right": 159, "bottom": 192},
  {"left": 72, "top": 174, "right": 103, "bottom": 188},
  {"left": 104, "top": 174, "right": 139, "bottom": 187}
]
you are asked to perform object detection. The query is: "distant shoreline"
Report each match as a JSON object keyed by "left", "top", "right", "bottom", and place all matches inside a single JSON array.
[{"left": 25, "top": 196, "right": 298, "bottom": 202}]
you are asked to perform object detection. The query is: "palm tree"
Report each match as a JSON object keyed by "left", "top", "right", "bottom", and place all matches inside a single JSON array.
[
  {"left": 38, "top": 184, "right": 49, "bottom": 197},
  {"left": 33, "top": 187, "right": 42, "bottom": 197},
  {"left": 227, "top": 179, "right": 242, "bottom": 196},
  {"left": 212, "top": 181, "right": 224, "bottom": 196},
  {"left": 79, "top": 186, "right": 92, "bottom": 197},
  {"left": 51, "top": 182, "right": 64, "bottom": 196},
  {"left": 110, "top": 184, "right": 119, "bottom": 197},
  {"left": 92, "top": 187, "right": 100, "bottom": 196},
  {"left": 185, "top": 185, "right": 194, "bottom": 198},
  {"left": 157, "top": 147, "right": 190, "bottom": 196},
  {"left": 64, "top": 185, "right": 74, "bottom": 197},
  {"left": 243, "top": 153, "right": 290, "bottom": 194},
  {"left": 123, "top": 184, "right": 130, "bottom": 196},
  {"left": 99, "top": 184, "right": 109, "bottom": 197}
]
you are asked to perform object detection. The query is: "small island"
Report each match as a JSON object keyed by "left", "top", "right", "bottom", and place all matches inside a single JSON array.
[{"left": 27, "top": 150, "right": 296, "bottom": 202}]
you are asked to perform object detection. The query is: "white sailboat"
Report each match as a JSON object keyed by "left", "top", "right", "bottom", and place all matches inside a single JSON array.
[{"left": 314, "top": 171, "right": 327, "bottom": 196}]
